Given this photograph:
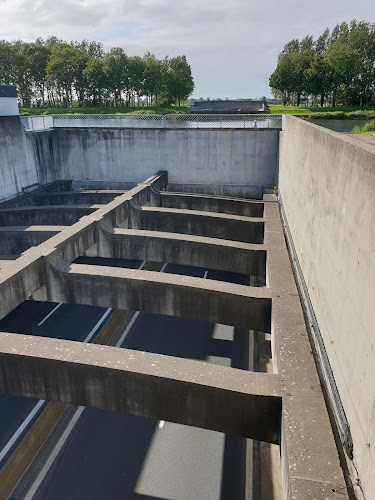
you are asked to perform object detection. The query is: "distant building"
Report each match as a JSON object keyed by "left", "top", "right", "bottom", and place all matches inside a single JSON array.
[
  {"left": 187, "top": 99, "right": 267, "bottom": 114},
  {"left": 0, "top": 85, "right": 19, "bottom": 116}
]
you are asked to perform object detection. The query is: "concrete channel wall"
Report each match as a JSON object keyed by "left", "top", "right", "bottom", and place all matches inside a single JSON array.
[
  {"left": 35, "top": 127, "right": 279, "bottom": 198},
  {"left": 279, "top": 116, "right": 375, "bottom": 499},
  {"left": 0, "top": 118, "right": 42, "bottom": 203},
  {"left": 0, "top": 119, "right": 280, "bottom": 199}
]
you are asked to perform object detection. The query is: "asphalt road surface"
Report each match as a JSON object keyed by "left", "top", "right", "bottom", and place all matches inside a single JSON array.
[{"left": 3, "top": 259, "right": 256, "bottom": 500}]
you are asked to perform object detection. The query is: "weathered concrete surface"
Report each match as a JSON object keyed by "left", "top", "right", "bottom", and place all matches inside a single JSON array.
[
  {"left": 0, "top": 253, "right": 47, "bottom": 320},
  {"left": 3, "top": 191, "right": 121, "bottom": 207},
  {"left": 0, "top": 332, "right": 281, "bottom": 443},
  {"left": 150, "top": 188, "right": 264, "bottom": 217},
  {"left": 39, "top": 128, "right": 279, "bottom": 194},
  {"left": 99, "top": 227, "right": 266, "bottom": 277},
  {"left": 131, "top": 205, "right": 264, "bottom": 243},
  {"left": 264, "top": 196, "right": 348, "bottom": 499},
  {"left": 0, "top": 226, "right": 65, "bottom": 255},
  {"left": 279, "top": 116, "right": 375, "bottom": 499},
  {"left": 0, "top": 205, "right": 100, "bottom": 226},
  {"left": 47, "top": 263, "right": 272, "bottom": 332},
  {"left": 166, "top": 183, "right": 263, "bottom": 199},
  {"left": 0, "top": 117, "right": 40, "bottom": 203}
]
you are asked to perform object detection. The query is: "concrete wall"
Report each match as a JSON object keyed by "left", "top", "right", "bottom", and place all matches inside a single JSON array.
[
  {"left": 50, "top": 128, "right": 279, "bottom": 197},
  {"left": 0, "top": 118, "right": 40, "bottom": 203},
  {"left": 0, "top": 119, "right": 279, "bottom": 201},
  {"left": 279, "top": 116, "right": 375, "bottom": 499}
]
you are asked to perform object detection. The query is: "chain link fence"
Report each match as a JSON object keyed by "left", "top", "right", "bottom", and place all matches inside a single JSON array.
[{"left": 21, "top": 114, "right": 282, "bottom": 131}]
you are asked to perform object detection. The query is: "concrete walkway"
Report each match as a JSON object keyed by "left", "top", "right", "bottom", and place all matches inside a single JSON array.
[{"left": 349, "top": 133, "right": 375, "bottom": 148}]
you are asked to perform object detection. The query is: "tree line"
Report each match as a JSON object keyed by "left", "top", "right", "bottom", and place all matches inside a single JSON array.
[
  {"left": 269, "top": 20, "right": 375, "bottom": 107},
  {"left": 0, "top": 37, "right": 195, "bottom": 108}
]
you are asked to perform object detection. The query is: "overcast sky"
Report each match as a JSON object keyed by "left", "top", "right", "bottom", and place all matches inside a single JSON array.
[{"left": 1, "top": 0, "right": 374, "bottom": 99}]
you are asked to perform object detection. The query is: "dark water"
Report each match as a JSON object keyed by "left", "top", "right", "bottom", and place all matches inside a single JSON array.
[{"left": 309, "top": 118, "right": 367, "bottom": 133}]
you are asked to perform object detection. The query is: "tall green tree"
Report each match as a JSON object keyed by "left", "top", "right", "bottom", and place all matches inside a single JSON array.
[{"left": 165, "top": 55, "right": 194, "bottom": 105}]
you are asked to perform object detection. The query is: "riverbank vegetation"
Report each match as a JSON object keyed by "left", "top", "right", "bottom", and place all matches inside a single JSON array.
[
  {"left": 269, "top": 20, "right": 375, "bottom": 108},
  {"left": 267, "top": 105, "right": 375, "bottom": 118},
  {"left": 0, "top": 38, "right": 194, "bottom": 108},
  {"left": 352, "top": 119, "right": 375, "bottom": 134}
]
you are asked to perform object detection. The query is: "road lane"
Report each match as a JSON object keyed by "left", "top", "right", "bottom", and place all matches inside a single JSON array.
[
  {"left": 0, "top": 300, "right": 112, "bottom": 466},
  {"left": 16, "top": 262, "right": 254, "bottom": 500}
]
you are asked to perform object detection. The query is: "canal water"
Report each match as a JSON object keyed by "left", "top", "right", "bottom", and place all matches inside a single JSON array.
[{"left": 308, "top": 119, "right": 368, "bottom": 133}]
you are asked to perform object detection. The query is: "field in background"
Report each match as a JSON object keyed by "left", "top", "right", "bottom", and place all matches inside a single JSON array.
[
  {"left": 19, "top": 105, "right": 189, "bottom": 116},
  {"left": 19, "top": 104, "right": 375, "bottom": 119},
  {"left": 268, "top": 105, "right": 375, "bottom": 118}
]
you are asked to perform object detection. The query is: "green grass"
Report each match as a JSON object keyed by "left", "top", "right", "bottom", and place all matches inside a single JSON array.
[
  {"left": 267, "top": 105, "right": 375, "bottom": 119},
  {"left": 352, "top": 119, "right": 375, "bottom": 135},
  {"left": 19, "top": 105, "right": 189, "bottom": 116}
]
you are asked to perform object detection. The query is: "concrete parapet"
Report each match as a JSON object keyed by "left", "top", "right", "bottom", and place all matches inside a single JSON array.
[{"left": 280, "top": 116, "right": 375, "bottom": 499}]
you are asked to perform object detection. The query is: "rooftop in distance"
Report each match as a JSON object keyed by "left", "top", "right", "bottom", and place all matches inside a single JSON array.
[{"left": 188, "top": 99, "right": 266, "bottom": 114}]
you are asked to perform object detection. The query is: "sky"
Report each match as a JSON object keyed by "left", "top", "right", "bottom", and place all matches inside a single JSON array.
[{"left": 1, "top": 0, "right": 375, "bottom": 99}]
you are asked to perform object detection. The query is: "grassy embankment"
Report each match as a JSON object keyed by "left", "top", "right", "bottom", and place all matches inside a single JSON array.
[
  {"left": 19, "top": 105, "right": 189, "bottom": 116},
  {"left": 351, "top": 120, "right": 375, "bottom": 136},
  {"left": 19, "top": 104, "right": 375, "bottom": 134},
  {"left": 267, "top": 105, "right": 375, "bottom": 120}
]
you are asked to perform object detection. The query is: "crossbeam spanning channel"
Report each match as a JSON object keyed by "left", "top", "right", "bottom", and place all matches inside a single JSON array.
[
  {"left": 132, "top": 205, "right": 264, "bottom": 243},
  {"left": 151, "top": 189, "right": 264, "bottom": 217},
  {"left": 48, "top": 264, "right": 272, "bottom": 332},
  {"left": 5, "top": 192, "right": 121, "bottom": 207},
  {"left": 0, "top": 226, "right": 66, "bottom": 255},
  {"left": 0, "top": 332, "right": 281, "bottom": 443},
  {"left": 100, "top": 228, "right": 266, "bottom": 277},
  {"left": 0, "top": 206, "right": 101, "bottom": 226}
]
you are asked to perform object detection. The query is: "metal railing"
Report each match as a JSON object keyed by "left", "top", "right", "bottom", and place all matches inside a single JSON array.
[{"left": 21, "top": 114, "right": 282, "bottom": 131}]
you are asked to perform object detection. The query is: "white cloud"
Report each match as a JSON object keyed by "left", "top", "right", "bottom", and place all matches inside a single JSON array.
[{"left": 1, "top": 0, "right": 374, "bottom": 97}]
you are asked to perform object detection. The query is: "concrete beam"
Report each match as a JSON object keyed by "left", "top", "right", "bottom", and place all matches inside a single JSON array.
[
  {"left": 0, "top": 254, "right": 47, "bottom": 320},
  {"left": 151, "top": 188, "right": 264, "bottom": 217},
  {"left": 47, "top": 263, "right": 272, "bottom": 332},
  {"left": 0, "top": 226, "right": 66, "bottom": 254},
  {"left": 5, "top": 192, "right": 121, "bottom": 207},
  {"left": 0, "top": 206, "right": 101, "bottom": 226},
  {"left": 131, "top": 205, "right": 264, "bottom": 244},
  {"left": 99, "top": 227, "right": 266, "bottom": 277},
  {"left": 0, "top": 332, "right": 281, "bottom": 443}
]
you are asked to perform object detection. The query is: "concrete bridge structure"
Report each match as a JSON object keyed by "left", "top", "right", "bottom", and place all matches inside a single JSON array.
[{"left": 0, "top": 107, "right": 374, "bottom": 499}]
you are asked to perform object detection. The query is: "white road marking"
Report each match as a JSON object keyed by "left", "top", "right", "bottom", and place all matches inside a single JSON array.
[
  {"left": 203, "top": 270, "right": 208, "bottom": 279},
  {"left": 1, "top": 307, "right": 112, "bottom": 488},
  {"left": 22, "top": 260, "right": 169, "bottom": 497},
  {"left": 160, "top": 263, "right": 168, "bottom": 273},
  {"left": 37, "top": 303, "right": 62, "bottom": 327},
  {"left": 116, "top": 311, "right": 140, "bottom": 347},
  {"left": 82, "top": 308, "right": 112, "bottom": 343},
  {"left": 0, "top": 400, "right": 45, "bottom": 464},
  {"left": 23, "top": 307, "right": 140, "bottom": 498},
  {"left": 138, "top": 260, "right": 147, "bottom": 270},
  {"left": 23, "top": 406, "right": 85, "bottom": 500}
]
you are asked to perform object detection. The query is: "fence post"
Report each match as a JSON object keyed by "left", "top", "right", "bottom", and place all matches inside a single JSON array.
[{"left": 162, "top": 116, "right": 166, "bottom": 128}]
